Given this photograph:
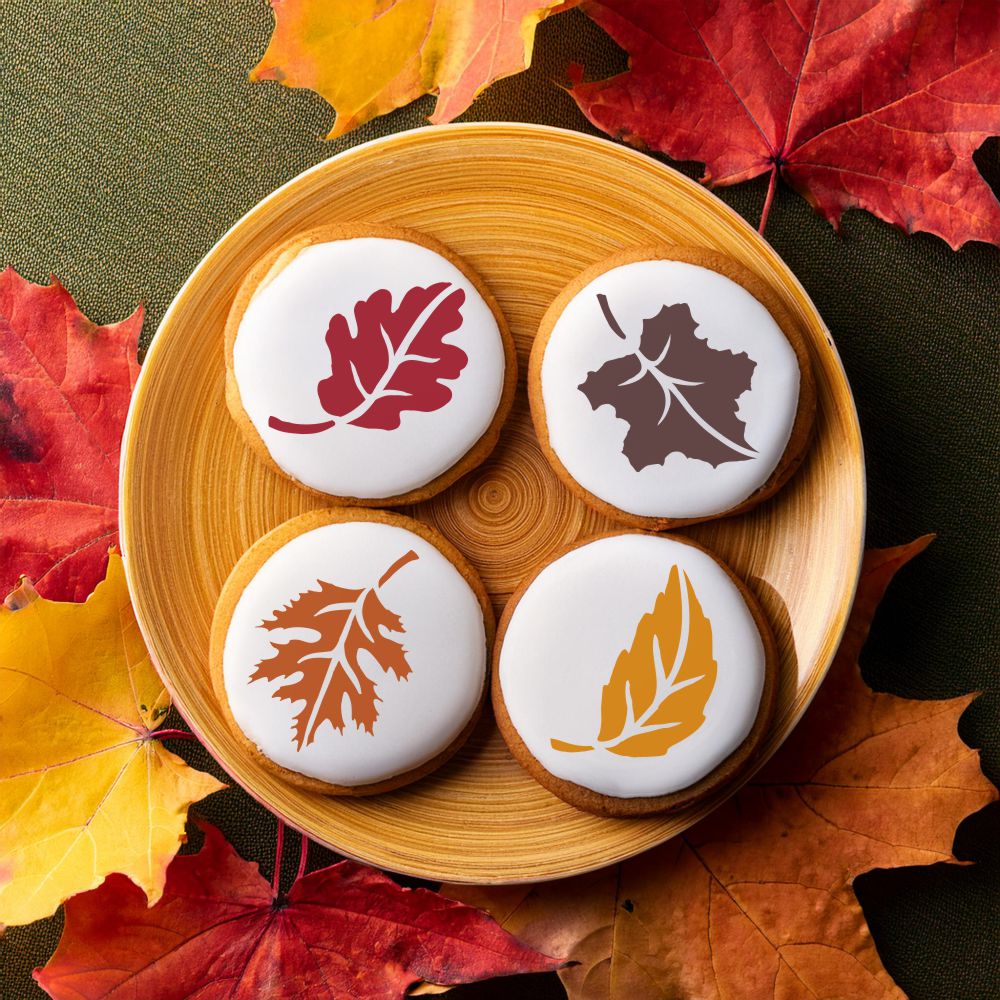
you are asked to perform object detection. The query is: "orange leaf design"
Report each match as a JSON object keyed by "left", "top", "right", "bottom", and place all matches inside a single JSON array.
[
  {"left": 552, "top": 565, "right": 717, "bottom": 757},
  {"left": 249, "top": 550, "right": 418, "bottom": 749}
]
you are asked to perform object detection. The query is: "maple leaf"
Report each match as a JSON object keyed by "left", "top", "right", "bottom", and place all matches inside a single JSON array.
[
  {"left": 0, "top": 554, "right": 224, "bottom": 927},
  {"left": 579, "top": 293, "right": 756, "bottom": 470},
  {"left": 571, "top": 0, "right": 1000, "bottom": 248},
  {"left": 0, "top": 269, "right": 141, "bottom": 601},
  {"left": 447, "top": 538, "right": 998, "bottom": 999},
  {"left": 34, "top": 820, "right": 564, "bottom": 1000},
  {"left": 552, "top": 564, "right": 717, "bottom": 756},
  {"left": 251, "top": 549, "right": 418, "bottom": 748},
  {"left": 269, "top": 283, "right": 468, "bottom": 435},
  {"left": 251, "top": 0, "right": 574, "bottom": 138}
]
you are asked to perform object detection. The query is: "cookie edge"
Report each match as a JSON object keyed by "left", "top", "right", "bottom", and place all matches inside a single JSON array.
[
  {"left": 209, "top": 507, "right": 495, "bottom": 796},
  {"left": 491, "top": 530, "right": 780, "bottom": 818},
  {"left": 224, "top": 222, "right": 518, "bottom": 505},
  {"left": 528, "top": 244, "right": 817, "bottom": 529}
]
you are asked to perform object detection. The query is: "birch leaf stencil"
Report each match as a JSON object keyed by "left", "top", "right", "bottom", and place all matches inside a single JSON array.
[{"left": 552, "top": 565, "right": 717, "bottom": 757}]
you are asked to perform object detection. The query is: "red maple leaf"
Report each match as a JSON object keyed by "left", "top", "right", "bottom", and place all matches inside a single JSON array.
[
  {"left": 269, "top": 282, "right": 468, "bottom": 434},
  {"left": 571, "top": 0, "right": 1000, "bottom": 248},
  {"left": 0, "top": 270, "right": 141, "bottom": 601},
  {"left": 34, "top": 821, "right": 563, "bottom": 1000}
]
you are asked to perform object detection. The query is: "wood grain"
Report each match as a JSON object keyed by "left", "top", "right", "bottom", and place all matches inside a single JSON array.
[{"left": 119, "top": 123, "right": 865, "bottom": 883}]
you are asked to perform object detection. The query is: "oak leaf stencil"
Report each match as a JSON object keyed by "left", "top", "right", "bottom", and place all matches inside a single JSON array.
[
  {"left": 552, "top": 565, "right": 717, "bottom": 757},
  {"left": 579, "top": 294, "right": 757, "bottom": 470},
  {"left": 269, "top": 282, "right": 467, "bottom": 434},
  {"left": 250, "top": 550, "right": 419, "bottom": 749}
]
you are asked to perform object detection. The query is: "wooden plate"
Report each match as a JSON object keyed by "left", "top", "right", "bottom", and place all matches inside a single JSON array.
[{"left": 120, "top": 123, "right": 865, "bottom": 883}]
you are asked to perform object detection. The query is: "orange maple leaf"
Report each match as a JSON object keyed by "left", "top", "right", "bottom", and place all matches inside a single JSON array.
[
  {"left": 250, "top": 0, "right": 575, "bottom": 138},
  {"left": 250, "top": 550, "right": 418, "bottom": 748},
  {"left": 447, "top": 538, "right": 997, "bottom": 999}
]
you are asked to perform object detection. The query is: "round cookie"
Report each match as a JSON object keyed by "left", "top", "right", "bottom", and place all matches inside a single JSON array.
[
  {"left": 210, "top": 508, "right": 493, "bottom": 796},
  {"left": 530, "top": 246, "right": 815, "bottom": 528},
  {"left": 226, "top": 224, "right": 516, "bottom": 505},
  {"left": 493, "top": 532, "right": 777, "bottom": 817}
]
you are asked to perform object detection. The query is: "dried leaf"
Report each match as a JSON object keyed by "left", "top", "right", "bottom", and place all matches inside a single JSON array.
[
  {"left": 0, "top": 555, "right": 224, "bottom": 927},
  {"left": 0, "top": 269, "right": 141, "bottom": 601},
  {"left": 252, "top": 0, "right": 573, "bottom": 138},
  {"left": 572, "top": 0, "right": 1000, "bottom": 248},
  {"left": 448, "top": 538, "right": 998, "bottom": 998},
  {"left": 579, "top": 295, "right": 756, "bottom": 470},
  {"left": 268, "top": 283, "right": 467, "bottom": 434},
  {"left": 35, "top": 820, "right": 564, "bottom": 1000},
  {"left": 250, "top": 549, "right": 419, "bottom": 746},
  {"left": 552, "top": 564, "right": 716, "bottom": 757}
]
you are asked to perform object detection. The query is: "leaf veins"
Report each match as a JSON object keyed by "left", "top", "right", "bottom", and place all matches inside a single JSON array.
[
  {"left": 552, "top": 564, "right": 717, "bottom": 757},
  {"left": 269, "top": 282, "right": 468, "bottom": 435},
  {"left": 250, "top": 549, "right": 418, "bottom": 748},
  {"left": 579, "top": 294, "right": 757, "bottom": 471}
]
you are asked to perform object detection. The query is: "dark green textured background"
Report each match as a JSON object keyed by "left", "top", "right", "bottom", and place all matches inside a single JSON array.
[{"left": 1, "top": 3, "right": 998, "bottom": 997}]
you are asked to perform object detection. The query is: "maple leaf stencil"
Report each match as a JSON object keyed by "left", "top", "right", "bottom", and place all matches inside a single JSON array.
[
  {"left": 249, "top": 550, "right": 419, "bottom": 749},
  {"left": 552, "top": 565, "right": 717, "bottom": 757},
  {"left": 269, "top": 282, "right": 468, "bottom": 434},
  {"left": 579, "top": 294, "right": 757, "bottom": 470}
]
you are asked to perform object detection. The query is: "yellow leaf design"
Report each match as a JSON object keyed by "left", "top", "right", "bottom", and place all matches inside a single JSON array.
[
  {"left": 551, "top": 566, "right": 717, "bottom": 758},
  {"left": 0, "top": 554, "right": 225, "bottom": 926}
]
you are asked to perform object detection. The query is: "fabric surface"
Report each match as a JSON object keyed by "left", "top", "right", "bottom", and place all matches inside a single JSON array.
[{"left": 1, "top": 2, "right": 998, "bottom": 998}]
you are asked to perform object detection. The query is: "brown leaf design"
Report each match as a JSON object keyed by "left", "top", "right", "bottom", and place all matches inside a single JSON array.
[
  {"left": 551, "top": 565, "right": 717, "bottom": 757},
  {"left": 579, "top": 294, "right": 757, "bottom": 470},
  {"left": 249, "top": 550, "right": 418, "bottom": 749}
]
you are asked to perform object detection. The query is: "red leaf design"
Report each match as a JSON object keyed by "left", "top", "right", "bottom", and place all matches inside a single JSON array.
[
  {"left": 0, "top": 269, "right": 141, "bottom": 601},
  {"left": 35, "top": 821, "right": 564, "bottom": 1000},
  {"left": 571, "top": 0, "right": 1000, "bottom": 248},
  {"left": 250, "top": 550, "right": 418, "bottom": 748},
  {"left": 269, "top": 282, "right": 468, "bottom": 434}
]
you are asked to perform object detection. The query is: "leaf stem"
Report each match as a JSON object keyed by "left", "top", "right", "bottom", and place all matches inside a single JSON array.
[
  {"left": 272, "top": 819, "right": 285, "bottom": 897},
  {"left": 378, "top": 549, "right": 419, "bottom": 588},
  {"left": 759, "top": 165, "right": 778, "bottom": 235},
  {"left": 296, "top": 833, "right": 309, "bottom": 882},
  {"left": 153, "top": 728, "right": 199, "bottom": 742},
  {"left": 597, "top": 293, "right": 628, "bottom": 340}
]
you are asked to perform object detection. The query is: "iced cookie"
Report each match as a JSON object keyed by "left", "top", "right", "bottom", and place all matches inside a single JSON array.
[
  {"left": 530, "top": 246, "right": 815, "bottom": 528},
  {"left": 225, "top": 224, "right": 516, "bottom": 504},
  {"left": 210, "top": 509, "right": 493, "bottom": 795},
  {"left": 494, "top": 532, "right": 777, "bottom": 817}
]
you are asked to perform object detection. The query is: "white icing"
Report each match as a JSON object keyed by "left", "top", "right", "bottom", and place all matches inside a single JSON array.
[
  {"left": 499, "top": 534, "right": 765, "bottom": 798},
  {"left": 540, "top": 259, "right": 800, "bottom": 518},
  {"left": 233, "top": 238, "right": 506, "bottom": 498},
  {"left": 223, "top": 520, "right": 486, "bottom": 786}
]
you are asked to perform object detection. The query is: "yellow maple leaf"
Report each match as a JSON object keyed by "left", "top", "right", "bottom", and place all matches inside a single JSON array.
[
  {"left": 0, "top": 554, "right": 224, "bottom": 926},
  {"left": 251, "top": 0, "right": 573, "bottom": 138}
]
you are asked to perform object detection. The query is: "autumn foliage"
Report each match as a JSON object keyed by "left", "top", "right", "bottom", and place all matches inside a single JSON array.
[
  {"left": 448, "top": 539, "right": 998, "bottom": 999},
  {"left": 571, "top": 0, "right": 1000, "bottom": 246},
  {"left": 0, "top": 270, "right": 141, "bottom": 601},
  {"left": 252, "top": 0, "right": 572, "bottom": 137},
  {"left": 35, "top": 821, "right": 562, "bottom": 1000}
]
